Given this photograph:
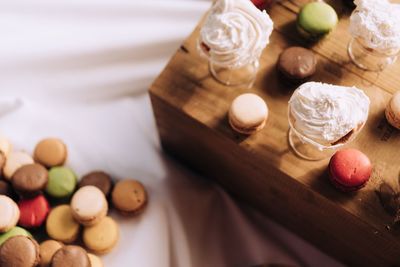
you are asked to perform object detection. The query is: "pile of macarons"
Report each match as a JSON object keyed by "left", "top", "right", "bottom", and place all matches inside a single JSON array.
[{"left": 0, "top": 136, "right": 148, "bottom": 267}]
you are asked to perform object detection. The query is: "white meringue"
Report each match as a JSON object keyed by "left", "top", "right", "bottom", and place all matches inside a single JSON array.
[
  {"left": 200, "top": 0, "right": 273, "bottom": 68},
  {"left": 288, "top": 82, "right": 370, "bottom": 148}
]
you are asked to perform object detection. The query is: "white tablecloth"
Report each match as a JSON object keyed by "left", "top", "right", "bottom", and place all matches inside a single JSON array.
[{"left": 0, "top": 0, "right": 343, "bottom": 266}]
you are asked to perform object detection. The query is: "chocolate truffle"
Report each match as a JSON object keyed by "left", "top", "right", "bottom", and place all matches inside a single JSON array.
[{"left": 278, "top": 46, "right": 317, "bottom": 83}]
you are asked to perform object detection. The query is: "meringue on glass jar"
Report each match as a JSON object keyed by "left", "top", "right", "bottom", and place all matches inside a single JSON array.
[
  {"left": 198, "top": 0, "right": 273, "bottom": 87},
  {"left": 348, "top": 0, "right": 400, "bottom": 71},
  {"left": 288, "top": 82, "right": 370, "bottom": 161}
]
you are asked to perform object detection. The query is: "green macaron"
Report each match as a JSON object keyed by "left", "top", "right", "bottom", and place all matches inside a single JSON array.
[
  {"left": 46, "top": 166, "right": 77, "bottom": 198},
  {"left": 0, "top": 226, "right": 32, "bottom": 245},
  {"left": 297, "top": 2, "right": 338, "bottom": 39}
]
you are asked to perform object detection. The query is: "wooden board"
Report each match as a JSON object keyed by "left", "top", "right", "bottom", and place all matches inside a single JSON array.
[{"left": 149, "top": 1, "right": 400, "bottom": 266}]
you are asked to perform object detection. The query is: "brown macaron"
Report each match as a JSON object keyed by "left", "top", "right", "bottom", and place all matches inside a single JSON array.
[
  {"left": 0, "top": 235, "right": 40, "bottom": 267},
  {"left": 277, "top": 46, "right": 317, "bottom": 83},
  {"left": 34, "top": 138, "right": 67, "bottom": 168},
  {"left": 11, "top": 163, "right": 48, "bottom": 198},
  {"left": 78, "top": 171, "right": 113, "bottom": 197},
  {"left": 111, "top": 179, "right": 148, "bottom": 215},
  {"left": 39, "top": 240, "right": 63, "bottom": 267},
  {"left": 50, "top": 245, "right": 90, "bottom": 267}
]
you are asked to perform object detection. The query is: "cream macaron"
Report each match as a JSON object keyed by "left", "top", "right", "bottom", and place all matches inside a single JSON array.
[
  {"left": 88, "top": 253, "right": 104, "bottom": 267},
  {"left": 229, "top": 93, "right": 269, "bottom": 135},
  {"left": 3, "top": 151, "right": 34, "bottom": 181},
  {"left": 71, "top": 186, "right": 108, "bottom": 226},
  {"left": 386, "top": 91, "right": 400, "bottom": 129},
  {"left": 0, "top": 195, "right": 20, "bottom": 233}
]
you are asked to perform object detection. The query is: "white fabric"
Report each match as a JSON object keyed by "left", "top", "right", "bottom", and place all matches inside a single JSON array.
[{"left": 0, "top": 0, "right": 343, "bottom": 266}]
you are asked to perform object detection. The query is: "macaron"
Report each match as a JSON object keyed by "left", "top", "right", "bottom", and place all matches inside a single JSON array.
[
  {"left": 3, "top": 151, "right": 34, "bottom": 181},
  {"left": 79, "top": 171, "right": 113, "bottom": 197},
  {"left": 18, "top": 195, "right": 50, "bottom": 228},
  {"left": 50, "top": 245, "right": 91, "bottom": 267},
  {"left": 0, "top": 235, "right": 40, "bottom": 267},
  {"left": 0, "top": 135, "right": 12, "bottom": 157},
  {"left": 111, "top": 180, "right": 148, "bottom": 215},
  {"left": 83, "top": 216, "right": 119, "bottom": 254},
  {"left": 88, "top": 253, "right": 104, "bottom": 267},
  {"left": 39, "top": 240, "right": 63, "bottom": 267},
  {"left": 0, "top": 151, "right": 6, "bottom": 174},
  {"left": 12, "top": 163, "right": 48, "bottom": 197},
  {"left": 297, "top": 2, "right": 338, "bottom": 39},
  {"left": 46, "top": 205, "right": 80, "bottom": 243},
  {"left": 329, "top": 149, "right": 372, "bottom": 192},
  {"left": 34, "top": 138, "right": 67, "bottom": 168},
  {"left": 71, "top": 186, "right": 108, "bottom": 226},
  {"left": 0, "top": 226, "right": 32, "bottom": 246},
  {"left": 0, "top": 195, "right": 20, "bottom": 233},
  {"left": 46, "top": 167, "right": 77, "bottom": 198},
  {"left": 277, "top": 46, "right": 317, "bottom": 83},
  {"left": 228, "top": 93, "right": 269, "bottom": 135},
  {"left": 385, "top": 91, "right": 400, "bottom": 129}
]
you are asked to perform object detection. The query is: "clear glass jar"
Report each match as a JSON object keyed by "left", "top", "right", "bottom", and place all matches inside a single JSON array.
[
  {"left": 287, "top": 107, "right": 365, "bottom": 161},
  {"left": 348, "top": 37, "right": 399, "bottom": 72},
  {"left": 197, "top": 39, "right": 260, "bottom": 88}
]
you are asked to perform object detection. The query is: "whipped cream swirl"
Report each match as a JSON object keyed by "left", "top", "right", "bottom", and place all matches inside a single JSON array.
[
  {"left": 288, "top": 82, "right": 370, "bottom": 148},
  {"left": 200, "top": 0, "right": 273, "bottom": 68},
  {"left": 349, "top": 0, "right": 400, "bottom": 53}
]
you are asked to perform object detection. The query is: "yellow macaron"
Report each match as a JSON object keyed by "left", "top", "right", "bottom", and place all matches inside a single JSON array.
[
  {"left": 83, "top": 216, "right": 119, "bottom": 254},
  {"left": 46, "top": 205, "right": 80, "bottom": 244}
]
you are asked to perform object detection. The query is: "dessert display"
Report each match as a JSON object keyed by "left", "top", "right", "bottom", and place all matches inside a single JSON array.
[
  {"left": 199, "top": 0, "right": 273, "bottom": 87},
  {"left": 0, "top": 136, "right": 148, "bottom": 266},
  {"left": 385, "top": 91, "right": 400, "bottom": 129},
  {"left": 277, "top": 46, "right": 317, "bottom": 83},
  {"left": 297, "top": 2, "right": 338, "bottom": 40},
  {"left": 228, "top": 93, "right": 268, "bottom": 135},
  {"left": 348, "top": 0, "right": 400, "bottom": 71},
  {"left": 288, "top": 82, "right": 370, "bottom": 160},
  {"left": 149, "top": 0, "right": 400, "bottom": 264},
  {"left": 328, "top": 149, "right": 372, "bottom": 192}
]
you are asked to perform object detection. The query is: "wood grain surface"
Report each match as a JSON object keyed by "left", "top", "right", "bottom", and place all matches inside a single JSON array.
[{"left": 149, "top": 1, "right": 400, "bottom": 266}]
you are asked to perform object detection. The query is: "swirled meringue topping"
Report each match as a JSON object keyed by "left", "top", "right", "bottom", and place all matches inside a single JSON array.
[
  {"left": 288, "top": 82, "right": 370, "bottom": 147},
  {"left": 349, "top": 0, "right": 400, "bottom": 53},
  {"left": 200, "top": 0, "right": 273, "bottom": 68}
]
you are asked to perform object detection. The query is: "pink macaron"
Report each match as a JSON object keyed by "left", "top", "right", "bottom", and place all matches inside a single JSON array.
[{"left": 329, "top": 148, "right": 372, "bottom": 192}]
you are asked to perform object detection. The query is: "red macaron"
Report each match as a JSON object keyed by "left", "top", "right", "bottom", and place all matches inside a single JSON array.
[
  {"left": 18, "top": 194, "right": 50, "bottom": 228},
  {"left": 329, "top": 148, "right": 372, "bottom": 192}
]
